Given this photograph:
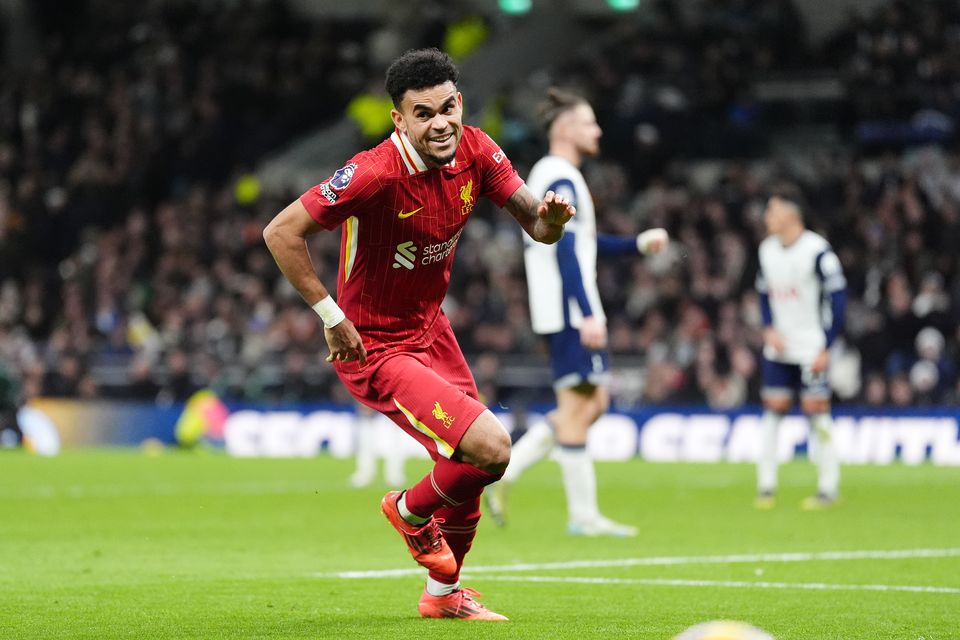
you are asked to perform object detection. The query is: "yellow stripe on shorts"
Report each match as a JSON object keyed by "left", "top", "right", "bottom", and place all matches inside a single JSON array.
[{"left": 393, "top": 398, "right": 454, "bottom": 459}]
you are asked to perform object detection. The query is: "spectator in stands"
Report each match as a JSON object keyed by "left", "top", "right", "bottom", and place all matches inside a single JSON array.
[
  {"left": 42, "top": 353, "right": 84, "bottom": 398},
  {"left": 158, "top": 350, "right": 196, "bottom": 403},
  {"left": 126, "top": 357, "right": 161, "bottom": 402},
  {"left": 0, "top": 359, "right": 23, "bottom": 448}
]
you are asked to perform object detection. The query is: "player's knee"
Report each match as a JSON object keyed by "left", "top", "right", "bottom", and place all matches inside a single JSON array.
[
  {"left": 457, "top": 411, "right": 511, "bottom": 474},
  {"left": 465, "top": 427, "right": 510, "bottom": 475},
  {"left": 593, "top": 388, "right": 610, "bottom": 420},
  {"left": 763, "top": 397, "right": 791, "bottom": 414},
  {"left": 483, "top": 427, "right": 511, "bottom": 475},
  {"left": 582, "top": 399, "right": 606, "bottom": 428},
  {"left": 801, "top": 398, "right": 830, "bottom": 415}
]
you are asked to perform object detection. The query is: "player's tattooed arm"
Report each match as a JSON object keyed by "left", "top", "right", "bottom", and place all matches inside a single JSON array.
[{"left": 504, "top": 183, "right": 575, "bottom": 244}]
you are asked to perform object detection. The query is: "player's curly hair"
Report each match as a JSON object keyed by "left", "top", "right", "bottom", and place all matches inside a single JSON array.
[
  {"left": 385, "top": 48, "right": 460, "bottom": 107},
  {"left": 537, "top": 87, "right": 587, "bottom": 134}
]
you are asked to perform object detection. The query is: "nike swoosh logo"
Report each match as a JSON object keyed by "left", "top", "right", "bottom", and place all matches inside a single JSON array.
[{"left": 397, "top": 206, "right": 424, "bottom": 219}]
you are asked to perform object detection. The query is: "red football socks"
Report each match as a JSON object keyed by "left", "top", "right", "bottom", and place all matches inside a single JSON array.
[
  {"left": 429, "top": 496, "right": 482, "bottom": 583},
  {"left": 403, "top": 457, "right": 500, "bottom": 518}
]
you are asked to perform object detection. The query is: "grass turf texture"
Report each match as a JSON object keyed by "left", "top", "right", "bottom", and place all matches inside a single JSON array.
[{"left": 1, "top": 450, "right": 958, "bottom": 639}]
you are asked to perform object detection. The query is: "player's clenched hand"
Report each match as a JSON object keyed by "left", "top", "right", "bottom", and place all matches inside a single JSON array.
[
  {"left": 637, "top": 228, "right": 669, "bottom": 255},
  {"left": 763, "top": 327, "right": 785, "bottom": 354},
  {"left": 537, "top": 190, "right": 576, "bottom": 226},
  {"left": 324, "top": 319, "right": 367, "bottom": 365},
  {"left": 810, "top": 349, "right": 830, "bottom": 374},
  {"left": 580, "top": 316, "right": 607, "bottom": 351}
]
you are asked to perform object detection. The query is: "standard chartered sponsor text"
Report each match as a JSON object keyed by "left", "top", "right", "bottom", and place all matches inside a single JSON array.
[{"left": 421, "top": 229, "right": 463, "bottom": 265}]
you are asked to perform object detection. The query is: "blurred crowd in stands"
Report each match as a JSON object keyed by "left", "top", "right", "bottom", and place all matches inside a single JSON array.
[{"left": 0, "top": 0, "right": 958, "bottom": 411}]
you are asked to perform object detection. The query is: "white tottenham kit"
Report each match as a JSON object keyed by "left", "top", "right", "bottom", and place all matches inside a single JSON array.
[
  {"left": 523, "top": 155, "right": 602, "bottom": 334},
  {"left": 756, "top": 230, "right": 847, "bottom": 364}
]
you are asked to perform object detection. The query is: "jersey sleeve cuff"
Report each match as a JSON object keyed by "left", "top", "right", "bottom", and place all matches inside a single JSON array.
[
  {"left": 489, "top": 174, "right": 525, "bottom": 208},
  {"left": 298, "top": 190, "right": 341, "bottom": 230}
]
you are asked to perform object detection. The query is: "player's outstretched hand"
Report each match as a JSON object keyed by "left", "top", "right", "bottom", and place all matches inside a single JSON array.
[
  {"left": 537, "top": 190, "right": 576, "bottom": 226},
  {"left": 324, "top": 319, "right": 367, "bottom": 365},
  {"left": 637, "top": 228, "right": 669, "bottom": 255}
]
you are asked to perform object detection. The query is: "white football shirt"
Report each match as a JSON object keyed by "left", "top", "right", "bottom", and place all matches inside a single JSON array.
[
  {"left": 757, "top": 230, "right": 847, "bottom": 364},
  {"left": 523, "top": 155, "right": 602, "bottom": 334}
]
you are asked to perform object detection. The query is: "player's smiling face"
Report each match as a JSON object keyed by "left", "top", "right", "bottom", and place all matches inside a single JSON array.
[{"left": 392, "top": 81, "right": 463, "bottom": 169}]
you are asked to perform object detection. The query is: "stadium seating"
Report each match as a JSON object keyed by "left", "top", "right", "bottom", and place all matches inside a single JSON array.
[{"left": 0, "top": 0, "right": 957, "bottom": 410}]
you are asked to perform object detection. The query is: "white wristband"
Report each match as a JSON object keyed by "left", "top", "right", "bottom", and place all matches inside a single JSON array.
[
  {"left": 311, "top": 295, "right": 346, "bottom": 329},
  {"left": 637, "top": 228, "right": 668, "bottom": 255}
]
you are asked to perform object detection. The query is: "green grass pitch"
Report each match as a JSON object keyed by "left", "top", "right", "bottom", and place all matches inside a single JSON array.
[{"left": 2, "top": 449, "right": 959, "bottom": 639}]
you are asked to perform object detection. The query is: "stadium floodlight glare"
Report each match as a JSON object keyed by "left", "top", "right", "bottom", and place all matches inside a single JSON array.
[
  {"left": 607, "top": 0, "right": 640, "bottom": 10},
  {"left": 498, "top": 0, "right": 532, "bottom": 15}
]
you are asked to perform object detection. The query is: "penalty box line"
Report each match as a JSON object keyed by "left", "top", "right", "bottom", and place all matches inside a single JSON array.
[{"left": 315, "top": 547, "right": 960, "bottom": 580}]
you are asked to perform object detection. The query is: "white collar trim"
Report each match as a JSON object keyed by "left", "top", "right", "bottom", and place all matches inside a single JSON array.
[
  {"left": 391, "top": 130, "right": 427, "bottom": 174},
  {"left": 390, "top": 129, "right": 456, "bottom": 174}
]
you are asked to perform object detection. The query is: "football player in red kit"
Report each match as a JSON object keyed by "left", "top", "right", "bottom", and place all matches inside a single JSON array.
[{"left": 263, "top": 48, "right": 575, "bottom": 620}]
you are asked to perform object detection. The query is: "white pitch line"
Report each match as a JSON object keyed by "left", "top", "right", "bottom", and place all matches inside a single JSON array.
[
  {"left": 1, "top": 481, "right": 329, "bottom": 499},
  {"left": 315, "top": 547, "right": 960, "bottom": 579},
  {"left": 473, "top": 575, "right": 960, "bottom": 595}
]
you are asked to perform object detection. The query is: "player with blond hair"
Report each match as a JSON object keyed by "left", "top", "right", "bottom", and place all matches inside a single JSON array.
[{"left": 486, "top": 88, "right": 668, "bottom": 536}]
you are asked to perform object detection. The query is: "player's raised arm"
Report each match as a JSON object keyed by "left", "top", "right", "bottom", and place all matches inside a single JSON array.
[
  {"left": 503, "top": 182, "right": 575, "bottom": 244},
  {"left": 263, "top": 199, "right": 366, "bottom": 364}
]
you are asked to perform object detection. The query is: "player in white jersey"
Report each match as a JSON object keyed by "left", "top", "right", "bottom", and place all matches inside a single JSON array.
[
  {"left": 485, "top": 88, "right": 668, "bottom": 536},
  {"left": 755, "top": 185, "right": 847, "bottom": 511},
  {"left": 349, "top": 403, "right": 407, "bottom": 489}
]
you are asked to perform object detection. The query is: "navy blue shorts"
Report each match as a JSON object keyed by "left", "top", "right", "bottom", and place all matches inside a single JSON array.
[
  {"left": 761, "top": 357, "right": 830, "bottom": 399},
  {"left": 546, "top": 326, "right": 610, "bottom": 390}
]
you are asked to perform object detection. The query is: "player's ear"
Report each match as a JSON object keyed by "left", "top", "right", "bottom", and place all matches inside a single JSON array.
[
  {"left": 390, "top": 108, "right": 405, "bottom": 133},
  {"left": 456, "top": 92, "right": 463, "bottom": 110}
]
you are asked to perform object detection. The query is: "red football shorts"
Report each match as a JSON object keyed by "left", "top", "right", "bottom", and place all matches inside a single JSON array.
[{"left": 334, "top": 325, "right": 486, "bottom": 461}]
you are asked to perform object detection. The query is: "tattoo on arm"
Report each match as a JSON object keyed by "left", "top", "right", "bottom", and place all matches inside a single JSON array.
[{"left": 504, "top": 184, "right": 539, "bottom": 233}]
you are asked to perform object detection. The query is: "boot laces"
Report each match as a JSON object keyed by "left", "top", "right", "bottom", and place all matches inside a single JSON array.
[{"left": 417, "top": 517, "right": 445, "bottom": 552}]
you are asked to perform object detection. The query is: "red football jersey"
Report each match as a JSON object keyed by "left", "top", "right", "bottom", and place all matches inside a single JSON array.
[{"left": 299, "top": 125, "right": 524, "bottom": 356}]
